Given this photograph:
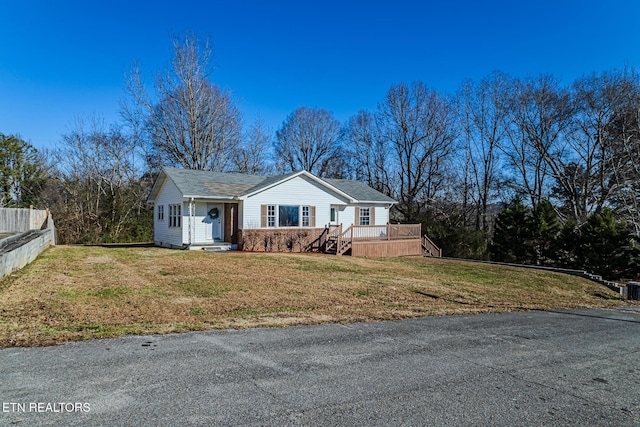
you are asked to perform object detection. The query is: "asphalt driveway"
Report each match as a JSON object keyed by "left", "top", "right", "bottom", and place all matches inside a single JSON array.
[{"left": 1, "top": 307, "right": 639, "bottom": 426}]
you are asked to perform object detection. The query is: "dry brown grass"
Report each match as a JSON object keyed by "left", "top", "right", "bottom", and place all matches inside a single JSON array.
[{"left": 0, "top": 245, "right": 633, "bottom": 347}]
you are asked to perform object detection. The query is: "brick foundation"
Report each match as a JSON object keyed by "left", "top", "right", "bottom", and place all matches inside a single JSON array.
[{"left": 238, "top": 228, "right": 326, "bottom": 253}]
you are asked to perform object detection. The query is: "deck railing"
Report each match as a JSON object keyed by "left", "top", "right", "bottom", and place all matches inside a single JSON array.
[
  {"left": 331, "top": 224, "right": 422, "bottom": 256},
  {"left": 321, "top": 223, "right": 441, "bottom": 257},
  {"left": 349, "top": 223, "right": 422, "bottom": 241}
]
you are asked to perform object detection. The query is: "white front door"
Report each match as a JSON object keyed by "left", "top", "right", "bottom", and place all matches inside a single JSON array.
[
  {"left": 207, "top": 203, "right": 223, "bottom": 241},
  {"left": 329, "top": 205, "right": 339, "bottom": 226}
]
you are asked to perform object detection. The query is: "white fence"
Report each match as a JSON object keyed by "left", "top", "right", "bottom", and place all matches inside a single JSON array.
[{"left": 0, "top": 207, "right": 49, "bottom": 232}]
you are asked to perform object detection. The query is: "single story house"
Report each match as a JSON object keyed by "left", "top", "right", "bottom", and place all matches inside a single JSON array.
[{"left": 147, "top": 167, "right": 437, "bottom": 257}]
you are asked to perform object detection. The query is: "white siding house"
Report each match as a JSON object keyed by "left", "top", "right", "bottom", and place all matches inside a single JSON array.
[{"left": 147, "top": 167, "right": 398, "bottom": 251}]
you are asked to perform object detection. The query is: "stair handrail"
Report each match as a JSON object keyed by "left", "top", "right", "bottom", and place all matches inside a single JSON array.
[
  {"left": 422, "top": 234, "right": 442, "bottom": 257},
  {"left": 325, "top": 224, "right": 342, "bottom": 252},
  {"left": 336, "top": 225, "right": 353, "bottom": 255}
]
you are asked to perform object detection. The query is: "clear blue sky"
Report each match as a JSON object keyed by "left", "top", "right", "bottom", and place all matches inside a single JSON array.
[{"left": 1, "top": 0, "right": 639, "bottom": 150}]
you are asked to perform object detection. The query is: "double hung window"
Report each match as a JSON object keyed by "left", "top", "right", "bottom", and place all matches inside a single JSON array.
[
  {"left": 267, "top": 205, "right": 276, "bottom": 227},
  {"left": 169, "top": 204, "right": 181, "bottom": 227},
  {"left": 359, "top": 207, "right": 370, "bottom": 226}
]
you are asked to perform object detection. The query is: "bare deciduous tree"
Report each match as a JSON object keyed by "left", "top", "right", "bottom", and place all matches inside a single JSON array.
[
  {"left": 603, "top": 70, "right": 640, "bottom": 233},
  {"left": 501, "top": 75, "right": 572, "bottom": 211},
  {"left": 233, "top": 116, "right": 272, "bottom": 175},
  {"left": 345, "top": 110, "right": 395, "bottom": 196},
  {"left": 551, "top": 71, "right": 636, "bottom": 223},
  {"left": 122, "top": 33, "right": 241, "bottom": 172},
  {"left": 49, "top": 116, "right": 151, "bottom": 243},
  {"left": 377, "top": 82, "right": 458, "bottom": 222},
  {"left": 458, "top": 71, "right": 512, "bottom": 231},
  {"left": 274, "top": 106, "right": 343, "bottom": 177}
]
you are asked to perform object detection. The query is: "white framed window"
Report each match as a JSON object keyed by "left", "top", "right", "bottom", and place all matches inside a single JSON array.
[
  {"left": 330, "top": 207, "right": 337, "bottom": 223},
  {"left": 169, "top": 204, "right": 182, "bottom": 228},
  {"left": 359, "top": 207, "right": 370, "bottom": 226},
  {"left": 302, "top": 206, "right": 310, "bottom": 227},
  {"left": 157, "top": 205, "right": 164, "bottom": 221},
  {"left": 278, "top": 205, "right": 299, "bottom": 226},
  {"left": 262, "top": 204, "right": 314, "bottom": 228},
  {"left": 267, "top": 205, "right": 276, "bottom": 227}
]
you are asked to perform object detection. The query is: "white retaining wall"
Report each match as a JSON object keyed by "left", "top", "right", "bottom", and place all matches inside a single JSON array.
[
  {"left": 0, "top": 208, "right": 56, "bottom": 279},
  {"left": 0, "top": 229, "right": 53, "bottom": 278}
]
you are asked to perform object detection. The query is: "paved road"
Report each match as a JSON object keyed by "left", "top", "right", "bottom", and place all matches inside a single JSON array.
[{"left": 1, "top": 308, "right": 639, "bottom": 426}]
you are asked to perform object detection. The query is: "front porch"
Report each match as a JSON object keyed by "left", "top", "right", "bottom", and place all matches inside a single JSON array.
[{"left": 185, "top": 201, "right": 239, "bottom": 250}]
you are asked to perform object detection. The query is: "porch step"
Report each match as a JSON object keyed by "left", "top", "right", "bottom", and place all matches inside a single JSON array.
[
  {"left": 190, "top": 242, "right": 234, "bottom": 252},
  {"left": 204, "top": 246, "right": 232, "bottom": 253}
]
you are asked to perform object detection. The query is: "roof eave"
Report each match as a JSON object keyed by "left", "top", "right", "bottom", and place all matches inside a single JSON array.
[
  {"left": 242, "top": 170, "right": 354, "bottom": 202},
  {"left": 355, "top": 200, "right": 397, "bottom": 204},
  {"left": 146, "top": 169, "right": 169, "bottom": 205},
  {"left": 182, "top": 195, "right": 239, "bottom": 200}
]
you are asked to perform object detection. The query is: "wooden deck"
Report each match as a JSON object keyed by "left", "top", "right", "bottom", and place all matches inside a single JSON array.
[
  {"left": 351, "top": 238, "right": 422, "bottom": 257},
  {"left": 323, "top": 224, "right": 441, "bottom": 258},
  {"left": 235, "top": 224, "right": 441, "bottom": 258}
]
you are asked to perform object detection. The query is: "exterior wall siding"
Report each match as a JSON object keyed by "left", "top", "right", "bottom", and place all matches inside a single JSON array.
[
  {"left": 243, "top": 175, "right": 350, "bottom": 229},
  {"left": 373, "top": 206, "right": 389, "bottom": 226},
  {"left": 183, "top": 201, "right": 210, "bottom": 244},
  {"left": 345, "top": 205, "right": 390, "bottom": 227},
  {"left": 341, "top": 206, "right": 355, "bottom": 227},
  {"left": 196, "top": 201, "right": 211, "bottom": 243},
  {"left": 153, "top": 178, "right": 184, "bottom": 247}
]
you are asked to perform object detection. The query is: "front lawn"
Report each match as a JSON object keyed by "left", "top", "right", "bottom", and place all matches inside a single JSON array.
[{"left": 0, "top": 246, "right": 630, "bottom": 346}]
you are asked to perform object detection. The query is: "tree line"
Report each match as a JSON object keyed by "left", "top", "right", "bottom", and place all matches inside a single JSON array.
[{"left": 2, "top": 34, "right": 638, "bottom": 278}]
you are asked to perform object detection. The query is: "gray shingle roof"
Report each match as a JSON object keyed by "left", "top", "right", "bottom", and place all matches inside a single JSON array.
[
  {"left": 161, "top": 167, "right": 266, "bottom": 198},
  {"left": 323, "top": 178, "right": 396, "bottom": 203},
  {"left": 150, "top": 167, "right": 396, "bottom": 203}
]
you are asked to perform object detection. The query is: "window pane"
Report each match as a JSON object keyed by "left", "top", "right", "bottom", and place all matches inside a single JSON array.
[
  {"left": 360, "top": 207, "right": 370, "bottom": 226},
  {"left": 279, "top": 205, "right": 299, "bottom": 226},
  {"left": 267, "top": 205, "right": 276, "bottom": 227},
  {"left": 330, "top": 207, "right": 336, "bottom": 222}
]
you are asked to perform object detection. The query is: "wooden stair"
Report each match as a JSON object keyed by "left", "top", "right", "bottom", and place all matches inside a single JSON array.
[
  {"left": 323, "top": 224, "right": 353, "bottom": 256},
  {"left": 422, "top": 235, "right": 442, "bottom": 257}
]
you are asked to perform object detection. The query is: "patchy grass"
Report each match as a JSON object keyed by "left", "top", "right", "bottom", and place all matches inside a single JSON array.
[{"left": 0, "top": 246, "right": 634, "bottom": 347}]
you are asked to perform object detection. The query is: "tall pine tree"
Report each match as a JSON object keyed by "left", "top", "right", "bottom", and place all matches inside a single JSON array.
[{"left": 490, "top": 198, "right": 535, "bottom": 263}]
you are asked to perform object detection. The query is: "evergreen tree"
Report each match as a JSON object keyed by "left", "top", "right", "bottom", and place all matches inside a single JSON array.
[
  {"left": 490, "top": 198, "right": 535, "bottom": 263},
  {"left": 575, "top": 208, "right": 639, "bottom": 278},
  {"left": 553, "top": 219, "right": 580, "bottom": 269},
  {"left": 0, "top": 133, "right": 46, "bottom": 208},
  {"left": 530, "top": 199, "right": 561, "bottom": 266}
]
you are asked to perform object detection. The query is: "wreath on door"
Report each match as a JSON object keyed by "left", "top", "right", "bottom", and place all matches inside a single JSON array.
[{"left": 207, "top": 207, "right": 220, "bottom": 220}]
